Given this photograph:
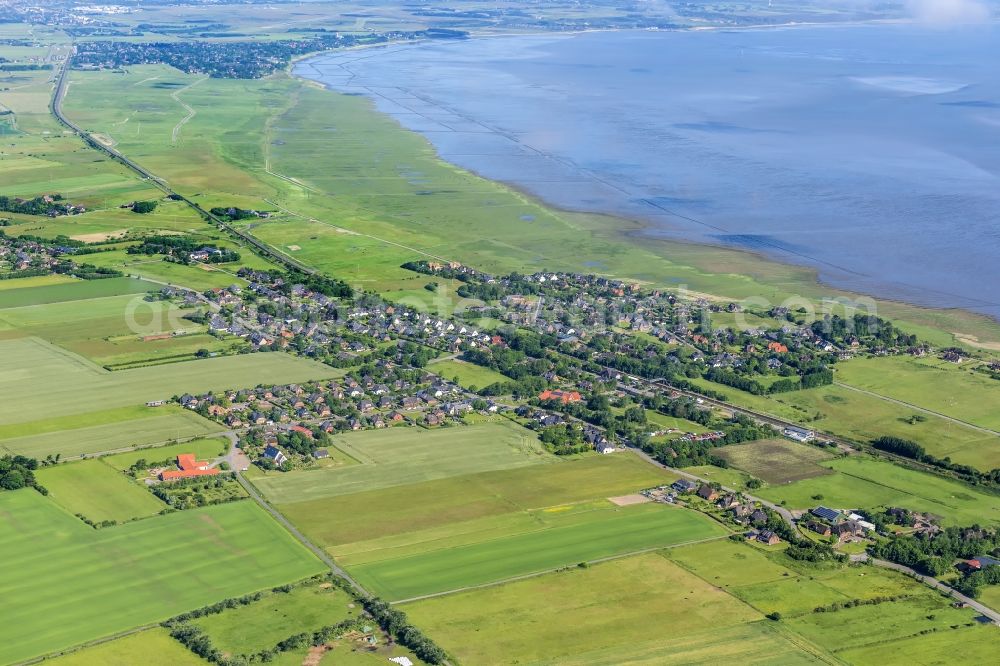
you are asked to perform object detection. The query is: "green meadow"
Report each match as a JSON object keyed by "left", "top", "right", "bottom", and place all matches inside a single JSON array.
[
  {"left": 0, "top": 491, "right": 323, "bottom": 665},
  {"left": 756, "top": 456, "right": 1000, "bottom": 526},
  {"left": 347, "top": 503, "right": 726, "bottom": 601},
  {"left": 35, "top": 459, "right": 165, "bottom": 523},
  {"left": 252, "top": 421, "right": 554, "bottom": 504}
]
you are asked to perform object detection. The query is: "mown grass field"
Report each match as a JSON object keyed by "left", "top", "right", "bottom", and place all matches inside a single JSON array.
[
  {"left": 43, "top": 628, "right": 209, "bottom": 666},
  {"left": 756, "top": 456, "right": 1000, "bottom": 526},
  {"left": 835, "top": 625, "right": 1000, "bottom": 666},
  {"left": 0, "top": 336, "right": 339, "bottom": 423},
  {"left": 193, "top": 582, "right": 355, "bottom": 655},
  {"left": 837, "top": 354, "right": 1000, "bottom": 431},
  {"left": 714, "top": 438, "right": 835, "bottom": 485},
  {"left": 35, "top": 459, "right": 165, "bottom": 523},
  {"left": 403, "top": 552, "right": 805, "bottom": 665},
  {"left": 427, "top": 358, "right": 508, "bottom": 390},
  {"left": 252, "top": 421, "right": 554, "bottom": 504},
  {"left": 280, "top": 453, "right": 674, "bottom": 550},
  {"left": 347, "top": 503, "right": 726, "bottom": 601},
  {"left": 0, "top": 491, "right": 323, "bottom": 665},
  {"left": 689, "top": 377, "right": 1000, "bottom": 471}
]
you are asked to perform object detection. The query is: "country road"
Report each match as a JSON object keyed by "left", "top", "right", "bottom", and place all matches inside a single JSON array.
[
  {"left": 629, "top": 447, "right": 796, "bottom": 527},
  {"left": 871, "top": 558, "right": 1000, "bottom": 624},
  {"left": 221, "top": 432, "right": 370, "bottom": 597}
]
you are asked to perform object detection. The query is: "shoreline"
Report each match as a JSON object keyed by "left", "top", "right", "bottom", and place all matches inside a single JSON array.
[{"left": 287, "top": 31, "right": 1000, "bottom": 349}]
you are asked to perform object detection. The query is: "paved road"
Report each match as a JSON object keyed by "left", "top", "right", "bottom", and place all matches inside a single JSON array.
[
  {"left": 834, "top": 381, "right": 1000, "bottom": 437},
  {"left": 629, "top": 447, "right": 796, "bottom": 527},
  {"left": 221, "top": 433, "right": 370, "bottom": 597},
  {"left": 872, "top": 558, "right": 1000, "bottom": 624}
]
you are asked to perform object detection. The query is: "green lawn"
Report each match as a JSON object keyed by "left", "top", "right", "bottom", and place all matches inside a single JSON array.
[
  {"left": 194, "top": 582, "right": 355, "bottom": 655},
  {"left": 0, "top": 336, "right": 339, "bottom": 423},
  {"left": 427, "top": 358, "right": 508, "bottom": 390},
  {"left": 35, "top": 459, "right": 165, "bottom": 523},
  {"left": 43, "top": 628, "right": 209, "bottom": 666},
  {"left": 348, "top": 502, "right": 727, "bottom": 600},
  {"left": 403, "top": 552, "right": 810, "bottom": 665},
  {"left": 252, "top": 421, "right": 553, "bottom": 504},
  {"left": 757, "top": 456, "right": 1000, "bottom": 526},
  {"left": 0, "top": 491, "right": 323, "bottom": 665}
]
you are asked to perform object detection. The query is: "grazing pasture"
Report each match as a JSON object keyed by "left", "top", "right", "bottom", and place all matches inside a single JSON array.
[
  {"left": 0, "top": 336, "right": 338, "bottom": 422},
  {"left": 348, "top": 503, "right": 726, "bottom": 600},
  {"left": 0, "top": 491, "right": 323, "bottom": 665},
  {"left": 757, "top": 456, "right": 1000, "bottom": 526},
  {"left": 252, "top": 421, "right": 553, "bottom": 504},
  {"left": 403, "top": 553, "right": 805, "bottom": 665},
  {"left": 279, "top": 453, "right": 676, "bottom": 549},
  {"left": 714, "top": 438, "right": 834, "bottom": 484},
  {"left": 35, "top": 459, "right": 165, "bottom": 523},
  {"left": 43, "top": 628, "right": 209, "bottom": 666},
  {"left": 835, "top": 626, "right": 1000, "bottom": 666}
]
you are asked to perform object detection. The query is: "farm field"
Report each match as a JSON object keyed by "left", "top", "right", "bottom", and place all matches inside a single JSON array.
[
  {"left": 35, "top": 459, "right": 165, "bottom": 523},
  {"left": 684, "top": 464, "right": 753, "bottom": 489},
  {"left": 193, "top": 581, "right": 355, "bottom": 656},
  {"left": 346, "top": 502, "right": 727, "bottom": 600},
  {"left": 688, "top": 377, "right": 1000, "bottom": 471},
  {"left": 0, "top": 409, "right": 222, "bottom": 459},
  {"left": 0, "top": 277, "right": 155, "bottom": 308},
  {"left": 427, "top": 358, "right": 508, "bottom": 389},
  {"left": 279, "top": 453, "right": 676, "bottom": 549},
  {"left": 836, "top": 355, "right": 1000, "bottom": 431},
  {"left": 0, "top": 274, "right": 78, "bottom": 291},
  {"left": 0, "top": 491, "right": 323, "bottom": 665},
  {"left": 835, "top": 625, "right": 1000, "bottom": 666},
  {"left": 0, "top": 336, "right": 339, "bottom": 422},
  {"left": 714, "top": 438, "right": 835, "bottom": 485},
  {"left": 43, "top": 628, "right": 209, "bottom": 666},
  {"left": 756, "top": 456, "right": 1000, "bottom": 526},
  {"left": 252, "top": 421, "right": 553, "bottom": 504},
  {"left": 403, "top": 552, "right": 809, "bottom": 665}
]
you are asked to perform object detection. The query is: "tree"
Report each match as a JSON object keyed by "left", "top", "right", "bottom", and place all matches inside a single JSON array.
[{"left": 132, "top": 200, "right": 158, "bottom": 214}]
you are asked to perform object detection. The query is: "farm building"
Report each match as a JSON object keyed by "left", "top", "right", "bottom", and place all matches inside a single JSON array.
[
  {"left": 783, "top": 426, "right": 815, "bottom": 442},
  {"left": 811, "top": 506, "right": 841, "bottom": 522},
  {"left": 159, "top": 454, "right": 220, "bottom": 481},
  {"left": 671, "top": 479, "right": 698, "bottom": 494}
]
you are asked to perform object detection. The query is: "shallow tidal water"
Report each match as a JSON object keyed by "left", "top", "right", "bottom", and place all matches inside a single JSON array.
[{"left": 297, "top": 24, "right": 1000, "bottom": 318}]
